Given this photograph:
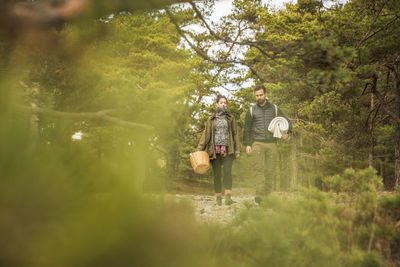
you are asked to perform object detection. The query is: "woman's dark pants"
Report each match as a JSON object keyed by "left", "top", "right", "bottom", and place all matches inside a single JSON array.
[{"left": 211, "top": 154, "right": 234, "bottom": 194}]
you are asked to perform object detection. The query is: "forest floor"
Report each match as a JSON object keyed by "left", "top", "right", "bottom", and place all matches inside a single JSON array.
[
  {"left": 174, "top": 188, "right": 255, "bottom": 224},
  {"left": 169, "top": 179, "right": 297, "bottom": 224},
  {"left": 174, "top": 189, "right": 302, "bottom": 224},
  {"left": 165, "top": 179, "right": 397, "bottom": 224}
]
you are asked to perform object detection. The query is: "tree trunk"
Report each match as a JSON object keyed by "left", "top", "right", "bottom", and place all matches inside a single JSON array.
[
  {"left": 395, "top": 125, "right": 400, "bottom": 186},
  {"left": 299, "top": 131, "right": 304, "bottom": 187},
  {"left": 130, "top": 135, "right": 146, "bottom": 194},
  {"left": 166, "top": 145, "right": 179, "bottom": 190},
  {"left": 370, "top": 63, "right": 400, "bottom": 187},
  {"left": 30, "top": 103, "right": 39, "bottom": 146},
  {"left": 29, "top": 85, "right": 40, "bottom": 148},
  {"left": 379, "top": 151, "right": 384, "bottom": 179},
  {"left": 393, "top": 60, "right": 400, "bottom": 186},
  {"left": 369, "top": 93, "right": 374, "bottom": 167},
  {"left": 275, "top": 150, "right": 281, "bottom": 191},
  {"left": 291, "top": 135, "right": 298, "bottom": 191}
]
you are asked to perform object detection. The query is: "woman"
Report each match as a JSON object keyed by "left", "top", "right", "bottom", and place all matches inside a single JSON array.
[{"left": 197, "top": 95, "right": 241, "bottom": 205}]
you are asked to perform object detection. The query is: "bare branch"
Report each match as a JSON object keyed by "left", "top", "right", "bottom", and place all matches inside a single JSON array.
[
  {"left": 376, "top": 115, "right": 390, "bottom": 124},
  {"left": 13, "top": 0, "right": 90, "bottom": 22},
  {"left": 358, "top": 15, "right": 399, "bottom": 46},
  {"left": 393, "top": 58, "right": 400, "bottom": 93},
  {"left": 188, "top": 1, "right": 275, "bottom": 60},
  {"left": 0, "top": 0, "right": 90, "bottom": 36},
  {"left": 365, "top": 103, "right": 380, "bottom": 129},
  {"left": 209, "top": 20, "right": 244, "bottom": 85},
  {"left": 292, "top": 118, "right": 313, "bottom": 125},
  {"left": 371, "top": 103, "right": 381, "bottom": 127},
  {"left": 356, "top": 0, "right": 388, "bottom": 49},
  {"left": 358, "top": 82, "right": 371, "bottom": 98},
  {"left": 296, "top": 152, "right": 321, "bottom": 160},
  {"left": 247, "top": 64, "right": 266, "bottom": 83},
  {"left": 368, "top": 73, "right": 400, "bottom": 125},
  {"left": 1, "top": 0, "right": 188, "bottom": 35},
  {"left": 165, "top": 7, "right": 267, "bottom": 83},
  {"left": 219, "top": 85, "right": 237, "bottom": 92},
  {"left": 165, "top": 7, "right": 240, "bottom": 65},
  {"left": 17, "top": 105, "right": 155, "bottom": 131}
]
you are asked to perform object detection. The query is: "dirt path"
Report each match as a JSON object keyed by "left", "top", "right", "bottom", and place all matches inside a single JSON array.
[
  {"left": 173, "top": 188, "right": 397, "bottom": 225},
  {"left": 175, "top": 188, "right": 257, "bottom": 224}
]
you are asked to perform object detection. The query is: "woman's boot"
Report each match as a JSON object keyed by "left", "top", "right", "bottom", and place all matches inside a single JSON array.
[
  {"left": 216, "top": 196, "right": 222, "bottom": 206},
  {"left": 225, "top": 194, "right": 234, "bottom": 205},
  {"left": 216, "top": 193, "right": 222, "bottom": 206}
]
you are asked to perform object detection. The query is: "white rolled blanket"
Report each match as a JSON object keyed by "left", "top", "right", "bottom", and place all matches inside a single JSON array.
[{"left": 268, "top": 117, "right": 289, "bottom": 138}]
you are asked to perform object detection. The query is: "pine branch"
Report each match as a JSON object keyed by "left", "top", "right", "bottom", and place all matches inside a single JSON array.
[{"left": 17, "top": 105, "right": 155, "bottom": 131}]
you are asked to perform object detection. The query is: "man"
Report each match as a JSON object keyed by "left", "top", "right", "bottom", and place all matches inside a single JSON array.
[{"left": 243, "top": 84, "right": 292, "bottom": 204}]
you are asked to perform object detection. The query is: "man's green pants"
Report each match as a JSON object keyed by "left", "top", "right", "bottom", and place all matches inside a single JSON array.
[{"left": 251, "top": 141, "right": 277, "bottom": 196}]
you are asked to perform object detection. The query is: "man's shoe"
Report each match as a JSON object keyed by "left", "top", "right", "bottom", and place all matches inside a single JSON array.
[
  {"left": 255, "top": 195, "right": 263, "bottom": 204},
  {"left": 216, "top": 196, "right": 222, "bottom": 206},
  {"left": 225, "top": 194, "right": 234, "bottom": 205}
]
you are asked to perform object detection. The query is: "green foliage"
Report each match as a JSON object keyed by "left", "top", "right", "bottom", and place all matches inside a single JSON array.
[
  {"left": 209, "top": 189, "right": 385, "bottom": 267},
  {"left": 1, "top": 1, "right": 400, "bottom": 265},
  {"left": 225, "top": 0, "right": 399, "bottom": 187},
  {"left": 0, "top": 113, "right": 396, "bottom": 267},
  {"left": 380, "top": 189, "right": 400, "bottom": 214},
  {"left": 10, "top": 9, "right": 218, "bottom": 184},
  {"left": 297, "top": 0, "right": 323, "bottom": 15},
  {"left": 376, "top": 191, "right": 400, "bottom": 264},
  {"left": 322, "top": 167, "right": 383, "bottom": 194},
  {"left": 0, "top": 111, "right": 212, "bottom": 267}
]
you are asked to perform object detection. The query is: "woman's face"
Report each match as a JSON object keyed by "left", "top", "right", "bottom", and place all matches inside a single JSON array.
[{"left": 216, "top": 98, "right": 227, "bottom": 109}]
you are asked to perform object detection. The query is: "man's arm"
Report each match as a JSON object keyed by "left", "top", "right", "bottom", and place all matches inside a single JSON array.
[
  {"left": 231, "top": 117, "right": 241, "bottom": 158},
  {"left": 232, "top": 117, "right": 241, "bottom": 154}
]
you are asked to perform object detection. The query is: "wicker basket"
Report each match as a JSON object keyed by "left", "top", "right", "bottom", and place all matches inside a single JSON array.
[{"left": 190, "top": 151, "right": 210, "bottom": 174}]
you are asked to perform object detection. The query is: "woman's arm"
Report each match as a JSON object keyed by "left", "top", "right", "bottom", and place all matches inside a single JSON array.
[{"left": 197, "top": 119, "right": 211, "bottom": 151}]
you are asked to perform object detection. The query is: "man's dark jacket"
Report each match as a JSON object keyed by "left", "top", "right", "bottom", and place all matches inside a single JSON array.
[{"left": 243, "top": 100, "right": 292, "bottom": 146}]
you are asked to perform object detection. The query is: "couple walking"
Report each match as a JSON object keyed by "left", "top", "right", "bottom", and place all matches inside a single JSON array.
[{"left": 197, "top": 84, "right": 292, "bottom": 206}]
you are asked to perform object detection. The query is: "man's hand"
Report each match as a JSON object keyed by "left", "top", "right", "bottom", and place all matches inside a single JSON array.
[
  {"left": 282, "top": 134, "right": 289, "bottom": 140},
  {"left": 246, "top": 146, "right": 252, "bottom": 155},
  {"left": 235, "top": 153, "right": 240, "bottom": 159}
]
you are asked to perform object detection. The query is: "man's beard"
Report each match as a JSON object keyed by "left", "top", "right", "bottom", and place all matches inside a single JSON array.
[{"left": 257, "top": 98, "right": 266, "bottom": 105}]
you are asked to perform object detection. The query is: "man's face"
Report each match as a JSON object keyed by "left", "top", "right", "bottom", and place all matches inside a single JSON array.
[{"left": 254, "top": 89, "right": 266, "bottom": 105}]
